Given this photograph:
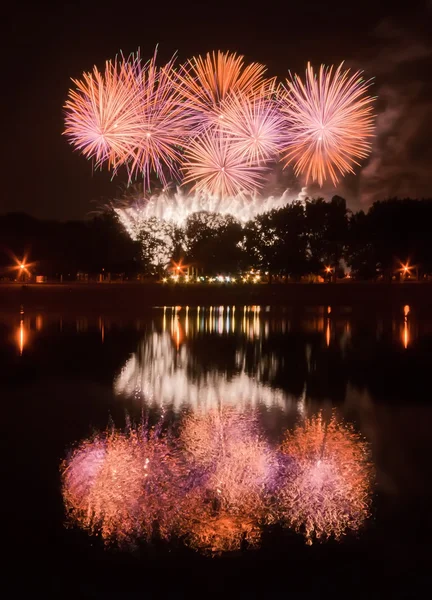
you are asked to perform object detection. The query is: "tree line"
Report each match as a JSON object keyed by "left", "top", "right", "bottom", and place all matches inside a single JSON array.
[{"left": 1, "top": 196, "right": 432, "bottom": 281}]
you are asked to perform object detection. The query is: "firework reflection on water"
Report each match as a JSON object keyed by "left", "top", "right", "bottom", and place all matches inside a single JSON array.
[
  {"left": 61, "top": 422, "right": 187, "bottom": 546},
  {"left": 61, "top": 411, "right": 372, "bottom": 553},
  {"left": 178, "top": 407, "right": 278, "bottom": 553},
  {"left": 279, "top": 413, "right": 373, "bottom": 545}
]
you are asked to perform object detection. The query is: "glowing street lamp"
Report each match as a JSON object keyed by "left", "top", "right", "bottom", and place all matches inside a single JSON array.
[
  {"left": 11, "top": 256, "right": 33, "bottom": 280},
  {"left": 400, "top": 262, "right": 412, "bottom": 280}
]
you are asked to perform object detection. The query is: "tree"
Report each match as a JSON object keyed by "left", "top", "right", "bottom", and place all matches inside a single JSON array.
[
  {"left": 305, "top": 196, "right": 348, "bottom": 276},
  {"left": 185, "top": 212, "right": 244, "bottom": 274}
]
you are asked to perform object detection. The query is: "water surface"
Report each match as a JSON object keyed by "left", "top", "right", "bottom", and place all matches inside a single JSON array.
[{"left": 3, "top": 305, "right": 432, "bottom": 593}]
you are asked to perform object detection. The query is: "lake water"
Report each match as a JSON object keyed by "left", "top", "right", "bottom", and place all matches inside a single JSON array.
[{"left": 3, "top": 304, "right": 432, "bottom": 595}]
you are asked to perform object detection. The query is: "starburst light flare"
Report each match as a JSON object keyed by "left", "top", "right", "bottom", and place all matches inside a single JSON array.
[
  {"left": 279, "top": 412, "right": 372, "bottom": 544},
  {"left": 279, "top": 62, "right": 375, "bottom": 186}
]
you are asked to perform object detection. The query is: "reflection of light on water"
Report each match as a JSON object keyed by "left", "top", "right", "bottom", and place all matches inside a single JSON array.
[
  {"left": 114, "top": 331, "right": 291, "bottom": 411},
  {"left": 99, "top": 316, "right": 105, "bottom": 344},
  {"left": 18, "top": 319, "right": 25, "bottom": 355},
  {"left": 114, "top": 306, "right": 294, "bottom": 411},
  {"left": 325, "top": 320, "right": 330, "bottom": 347},
  {"left": 403, "top": 305, "right": 410, "bottom": 349},
  {"left": 36, "top": 314, "right": 43, "bottom": 332}
]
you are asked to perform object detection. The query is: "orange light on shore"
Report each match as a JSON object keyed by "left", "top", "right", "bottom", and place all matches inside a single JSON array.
[
  {"left": 400, "top": 262, "right": 412, "bottom": 277},
  {"left": 8, "top": 252, "right": 35, "bottom": 280}
]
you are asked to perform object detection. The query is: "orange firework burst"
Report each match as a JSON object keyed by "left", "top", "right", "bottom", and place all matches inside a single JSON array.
[
  {"left": 279, "top": 62, "right": 375, "bottom": 186},
  {"left": 175, "top": 50, "right": 269, "bottom": 126},
  {"left": 279, "top": 412, "right": 373, "bottom": 544},
  {"left": 179, "top": 407, "right": 277, "bottom": 554},
  {"left": 61, "top": 422, "right": 186, "bottom": 546}
]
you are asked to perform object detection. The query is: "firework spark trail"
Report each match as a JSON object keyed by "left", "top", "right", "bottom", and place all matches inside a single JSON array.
[
  {"left": 179, "top": 407, "right": 278, "bottom": 553},
  {"left": 61, "top": 422, "right": 187, "bottom": 545},
  {"left": 113, "top": 187, "right": 305, "bottom": 235},
  {"left": 279, "top": 62, "right": 375, "bottom": 186},
  {"left": 278, "top": 412, "right": 373, "bottom": 544}
]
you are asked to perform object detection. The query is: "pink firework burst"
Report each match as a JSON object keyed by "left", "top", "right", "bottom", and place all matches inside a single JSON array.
[
  {"left": 218, "top": 90, "right": 286, "bottom": 165},
  {"left": 279, "top": 412, "right": 373, "bottom": 545},
  {"left": 182, "top": 131, "right": 266, "bottom": 197},
  {"left": 64, "top": 57, "right": 142, "bottom": 170},
  {"left": 126, "top": 50, "right": 195, "bottom": 186},
  {"left": 64, "top": 50, "right": 194, "bottom": 188},
  {"left": 279, "top": 62, "right": 375, "bottom": 186}
]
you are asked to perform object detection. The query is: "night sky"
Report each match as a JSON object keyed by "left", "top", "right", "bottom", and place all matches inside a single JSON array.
[{"left": 3, "top": 0, "right": 431, "bottom": 220}]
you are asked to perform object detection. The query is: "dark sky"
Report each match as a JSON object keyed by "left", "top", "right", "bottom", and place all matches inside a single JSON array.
[{"left": 2, "top": 0, "right": 431, "bottom": 220}]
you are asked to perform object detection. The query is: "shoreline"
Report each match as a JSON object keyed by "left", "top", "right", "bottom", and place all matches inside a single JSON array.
[{"left": 1, "top": 281, "right": 432, "bottom": 315}]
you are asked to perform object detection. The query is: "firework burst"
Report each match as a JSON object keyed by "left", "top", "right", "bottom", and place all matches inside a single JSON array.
[
  {"left": 217, "top": 91, "right": 286, "bottom": 165},
  {"left": 182, "top": 131, "right": 266, "bottom": 196},
  {"left": 279, "top": 62, "right": 375, "bottom": 186},
  {"left": 64, "top": 50, "right": 194, "bottom": 187},
  {"left": 64, "top": 57, "right": 142, "bottom": 170},
  {"left": 127, "top": 51, "right": 195, "bottom": 186},
  {"left": 65, "top": 49, "right": 376, "bottom": 194},
  {"left": 279, "top": 412, "right": 373, "bottom": 544},
  {"left": 175, "top": 50, "right": 270, "bottom": 129}
]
